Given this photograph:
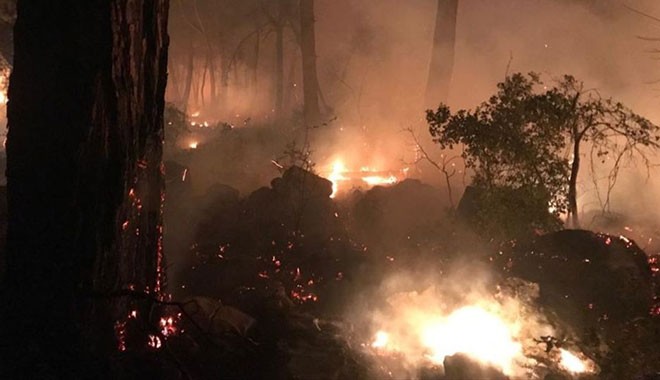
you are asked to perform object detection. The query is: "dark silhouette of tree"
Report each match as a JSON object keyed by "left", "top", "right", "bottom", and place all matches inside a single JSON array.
[
  {"left": 427, "top": 73, "right": 660, "bottom": 236},
  {"left": 428, "top": 73, "right": 567, "bottom": 239},
  {"left": 1, "top": 1, "right": 169, "bottom": 378},
  {"left": 551, "top": 75, "right": 660, "bottom": 227},
  {"left": 300, "top": 0, "right": 321, "bottom": 126},
  {"left": 425, "top": 0, "right": 458, "bottom": 107}
]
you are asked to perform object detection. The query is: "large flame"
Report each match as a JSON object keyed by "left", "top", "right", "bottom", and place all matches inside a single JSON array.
[
  {"left": 370, "top": 302, "right": 524, "bottom": 375},
  {"left": 420, "top": 306, "right": 522, "bottom": 374},
  {"left": 559, "top": 349, "right": 589, "bottom": 374},
  {"left": 328, "top": 159, "right": 348, "bottom": 198},
  {"left": 362, "top": 283, "right": 597, "bottom": 378},
  {"left": 324, "top": 158, "right": 402, "bottom": 197}
]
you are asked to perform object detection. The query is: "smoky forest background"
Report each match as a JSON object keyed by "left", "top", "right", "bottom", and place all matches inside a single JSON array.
[{"left": 1, "top": 1, "right": 660, "bottom": 379}]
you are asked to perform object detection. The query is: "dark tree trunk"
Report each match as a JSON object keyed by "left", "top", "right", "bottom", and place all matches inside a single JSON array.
[
  {"left": 1, "top": 1, "right": 169, "bottom": 378},
  {"left": 300, "top": 0, "right": 321, "bottom": 126},
  {"left": 568, "top": 132, "right": 581, "bottom": 228},
  {"left": 250, "top": 29, "right": 260, "bottom": 110},
  {"left": 425, "top": 0, "right": 458, "bottom": 107},
  {"left": 275, "top": 10, "right": 284, "bottom": 115},
  {"left": 208, "top": 51, "right": 217, "bottom": 107},
  {"left": 219, "top": 53, "right": 229, "bottom": 112},
  {"left": 182, "top": 44, "right": 194, "bottom": 112}
]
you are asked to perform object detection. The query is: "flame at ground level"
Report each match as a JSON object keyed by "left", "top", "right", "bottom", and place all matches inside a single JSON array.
[
  {"left": 421, "top": 306, "right": 522, "bottom": 374},
  {"left": 324, "top": 158, "right": 404, "bottom": 197},
  {"left": 559, "top": 348, "right": 589, "bottom": 374},
  {"left": 371, "top": 304, "right": 523, "bottom": 375}
]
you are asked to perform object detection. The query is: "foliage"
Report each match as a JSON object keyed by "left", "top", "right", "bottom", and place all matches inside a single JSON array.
[
  {"left": 427, "top": 73, "right": 568, "bottom": 237},
  {"left": 427, "top": 72, "right": 660, "bottom": 237}
]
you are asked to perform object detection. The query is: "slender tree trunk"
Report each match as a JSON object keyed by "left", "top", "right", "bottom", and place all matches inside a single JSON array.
[
  {"left": 200, "top": 56, "right": 207, "bottom": 106},
  {"left": 424, "top": 0, "right": 458, "bottom": 107},
  {"left": 182, "top": 44, "right": 194, "bottom": 112},
  {"left": 1, "top": 1, "right": 169, "bottom": 377},
  {"left": 568, "top": 133, "right": 581, "bottom": 228},
  {"left": 250, "top": 29, "right": 260, "bottom": 110},
  {"left": 208, "top": 50, "right": 217, "bottom": 107},
  {"left": 275, "top": 21, "right": 284, "bottom": 115},
  {"left": 300, "top": 0, "right": 321, "bottom": 126},
  {"left": 219, "top": 53, "right": 229, "bottom": 114}
]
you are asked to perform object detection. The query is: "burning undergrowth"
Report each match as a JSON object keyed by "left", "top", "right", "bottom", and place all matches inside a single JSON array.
[
  {"left": 154, "top": 162, "right": 660, "bottom": 379},
  {"left": 345, "top": 266, "right": 598, "bottom": 379}
]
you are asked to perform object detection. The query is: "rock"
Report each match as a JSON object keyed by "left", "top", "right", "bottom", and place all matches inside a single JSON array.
[
  {"left": 352, "top": 179, "right": 446, "bottom": 247},
  {"left": 443, "top": 354, "right": 508, "bottom": 380},
  {"left": 496, "top": 229, "right": 653, "bottom": 330},
  {"left": 182, "top": 296, "right": 256, "bottom": 337}
]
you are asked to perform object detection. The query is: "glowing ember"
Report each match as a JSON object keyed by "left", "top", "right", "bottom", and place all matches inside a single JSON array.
[
  {"left": 372, "top": 330, "right": 389, "bottom": 348},
  {"left": 148, "top": 334, "right": 162, "bottom": 349},
  {"left": 189, "top": 141, "right": 198, "bottom": 149},
  {"left": 159, "top": 315, "right": 180, "bottom": 337},
  {"left": 559, "top": 349, "right": 588, "bottom": 374},
  {"left": 421, "top": 306, "right": 521, "bottom": 373}
]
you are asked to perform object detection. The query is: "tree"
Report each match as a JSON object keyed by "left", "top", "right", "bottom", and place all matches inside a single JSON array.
[
  {"left": 550, "top": 75, "right": 660, "bottom": 226},
  {"left": 300, "top": 0, "right": 321, "bottom": 126},
  {"left": 1, "top": 1, "right": 169, "bottom": 378},
  {"left": 427, "top": 73, "right": 660, "bottom": 236},
  {"left": 425, "top": 0, "right": 458, "bottom": 107},
  {"left": 428, "top": 73, "right": 568, "bottom": 239}
]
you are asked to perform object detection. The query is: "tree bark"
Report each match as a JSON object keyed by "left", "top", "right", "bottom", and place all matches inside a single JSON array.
[
  {"left": 300, "top": 0, "right": 321, "bottom": 126},
  {"left": 1, "top": 0, "right": 169, "bottom": 377},
  {"left": 425, "top": 0, "right": 458, "bottom": 108}
]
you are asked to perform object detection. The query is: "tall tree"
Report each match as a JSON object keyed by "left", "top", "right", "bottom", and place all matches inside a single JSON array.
[
  {"left": 425, "top": 0, "right": 458, "bottom": 107},
  {"left": 300, "top": 0, "right": 321, "bottom": 126},
  {"left": 1, "top": 1, "right": 169, "bottom": 378}
]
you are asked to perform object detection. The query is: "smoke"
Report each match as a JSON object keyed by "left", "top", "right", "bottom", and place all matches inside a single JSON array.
[
  {"left": 310, "top": 0, "right": 660, "bottom": 194},
  {"left": 164, "top": 0, "right": 660, "bottom": 198}
]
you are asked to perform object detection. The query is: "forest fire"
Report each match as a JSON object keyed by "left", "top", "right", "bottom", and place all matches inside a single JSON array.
[{"left": 325, "top": 158, "right": 404, "bottom": 198}]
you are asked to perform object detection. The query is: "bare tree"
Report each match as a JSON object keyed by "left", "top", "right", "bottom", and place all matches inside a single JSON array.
[{"left": 405, "top": 127, "right": 462, "bottom": 209}]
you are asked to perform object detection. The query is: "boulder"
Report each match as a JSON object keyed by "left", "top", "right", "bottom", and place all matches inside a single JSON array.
[
  {"left": 443, "top": 354, "right": 508, "bottom": 380},
  {"left": 496, "top": 229, "right": 653, "bottom": 330}
]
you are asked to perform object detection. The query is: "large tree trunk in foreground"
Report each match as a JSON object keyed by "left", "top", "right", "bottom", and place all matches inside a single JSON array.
[
  {"left": 1, "top": 1, "right": 169, "bottom": 378},
  {"left": 425, "top": 0, "right": 458, "bottom": 107},
  {"left": 300, "top": 0, "right": 321, "bottom": 126}
]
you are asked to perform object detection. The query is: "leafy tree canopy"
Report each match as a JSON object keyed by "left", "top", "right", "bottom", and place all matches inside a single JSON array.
[{"left": 427, "top": 72, "right": 659, "bottom": 238}]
